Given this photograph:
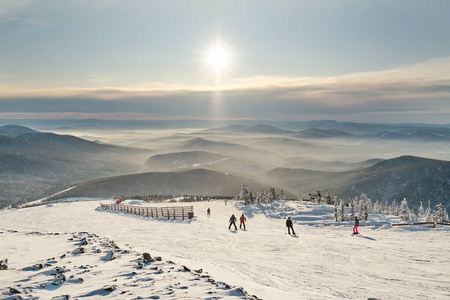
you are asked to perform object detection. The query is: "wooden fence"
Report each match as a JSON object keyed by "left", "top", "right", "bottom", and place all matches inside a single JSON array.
[
  {"left": 100, "top": 203, "right": 194, "bottom": 220},
  {"left": 391, "top": 222, "right": 450, "bottom": 228}
]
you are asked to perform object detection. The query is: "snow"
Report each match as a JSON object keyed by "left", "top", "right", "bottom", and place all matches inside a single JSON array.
[{"left": 1, "top": 199, "right": 449, "bottom": 299}]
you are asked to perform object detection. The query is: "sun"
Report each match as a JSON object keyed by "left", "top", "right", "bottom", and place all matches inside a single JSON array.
[{"left": 207, "top": 46, "right": 229, "bottom": 71}]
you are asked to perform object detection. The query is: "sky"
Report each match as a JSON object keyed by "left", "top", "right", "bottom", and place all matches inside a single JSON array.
[{"left": 1, "top": 0, "right": 450, "bottom": 123}]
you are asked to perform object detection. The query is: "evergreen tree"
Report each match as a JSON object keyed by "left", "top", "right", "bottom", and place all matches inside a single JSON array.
[
  {"left": 383, "top": 200, "right": 389, "bottom": 214},
  {"left": 417, "top": 201, "right": 425, "bottom": 221},
  {"left": 391, "top": 199, "right": 398, "bottom": 216},
  {"left": 358, "top": 194, "right": 365, "bottom": 211},
  {"left": 340, "top": 199, "right": 348, "bottom": 222},
  {"left": 365, "top": 197, "right": 373, "bottom": 213},
  {"left": 432, "top": 203, "right": 447, "bottom": 223},
  {"left": 325, "top": 193, "right": 332, "bottom": 205},
  {"left": 373, "top": 200, "right": 381, "bottom": 213},
  {"left": 349, "top": 197, "right": 356, "bottom": 220},
  {"left": 424, "top": 200, "right": 432, "bottom": 222},
  {"left": 399, "top": 198, "right": 411, "bottom": 222},
  {"left": 358, "top": 200, "right": 368, "bottom": 221}
]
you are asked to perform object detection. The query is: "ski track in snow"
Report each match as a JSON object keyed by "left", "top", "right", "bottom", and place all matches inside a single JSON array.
[{"left": 0, "top": 200, "right": 449, "bottom": 300}]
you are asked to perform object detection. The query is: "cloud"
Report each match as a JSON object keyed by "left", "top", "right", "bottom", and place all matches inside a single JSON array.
[{"left": 1, "top": 57, "right": 449, "bottom": 123}]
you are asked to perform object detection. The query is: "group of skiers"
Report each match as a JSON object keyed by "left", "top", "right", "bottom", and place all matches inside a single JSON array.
[
  {"left": 207, "top": 208, "right": 360, "bottom": 235},
  {"left": 228, "top": 213, "right": 247, "bottom": 230}
]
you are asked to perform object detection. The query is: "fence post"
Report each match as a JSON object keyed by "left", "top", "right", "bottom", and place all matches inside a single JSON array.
[
  {"left": 161, "top": 208, "right": 163, "bottom": 218},
  {"left": 173, "top": 208, "right": 176, "bottom": 219},
  {"left": 182, "top": 208, "right": 184, "bottom": 220}
]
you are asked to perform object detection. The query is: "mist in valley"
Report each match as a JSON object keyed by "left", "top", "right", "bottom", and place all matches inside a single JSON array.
[
  {"left": 1, "top": 121, "right": 449, "bottom": 211},
  {"left": 44, "top": 122, "right": 450, "bottom": 209}
]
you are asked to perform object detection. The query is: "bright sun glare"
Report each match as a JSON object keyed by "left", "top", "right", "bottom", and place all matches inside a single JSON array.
[{"left": 208, "top": 46, "right": 229, "bottom": 71}]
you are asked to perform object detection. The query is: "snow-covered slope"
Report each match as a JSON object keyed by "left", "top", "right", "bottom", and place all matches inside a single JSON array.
[{"left": 1, "top": 200, "right": 449, "bottom": 299}]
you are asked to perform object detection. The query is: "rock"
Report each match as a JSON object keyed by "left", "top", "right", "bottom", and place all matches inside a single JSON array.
[
  {"left": 143, "top": 252, "right": 152, "bottom": 261},
  {"left": 103, "top": 285, "right": 117, "bottom": 291},
  {"left": 0, "top": 259, "right": 7, "bottom": 270},
  {"left": 102, "top": 251, "right": 115, "bottom": 261},
  {"left": 10, "top": 287, "right": 21, "bottom": 294},
  {"left": 51, "top": 295, "right": 70, "bottom": 300},
  {"left": 194, "top": 268, "right": 203, "bottom": 273},
  {"left": 55, "top": 266, "right": 66, "bottom": 274},
  {"left": 182, "top": 265, "right": 190, "bottom": 272},
  {"left": 155, "top": 256, "right": 162, "bottom": 261}
]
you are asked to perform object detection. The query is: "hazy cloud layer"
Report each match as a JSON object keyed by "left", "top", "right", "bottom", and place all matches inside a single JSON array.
[{"left": 1, "top": 57, "right": 449, "bottom": 123}]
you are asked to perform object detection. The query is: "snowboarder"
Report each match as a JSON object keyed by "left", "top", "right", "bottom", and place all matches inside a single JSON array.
[
  {"left": 286, "top": 217, "right": 295, "bottom": 235},
  {"left": 353, "top": 216, "right": 359, "bottom": 235},
  {"left": 228, "top": 214, "right": 237, "bottom": 230},
  {"left": 207, "top": 208, "right": 210, "bottom": 217},
  {"left": 240, "top": 214, "right": 247, "bottom": 230}
]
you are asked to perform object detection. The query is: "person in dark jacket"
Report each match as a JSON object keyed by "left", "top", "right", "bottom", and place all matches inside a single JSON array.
[
  {"left": 228, "top": 214, "right": 237, "bottom": 230},
  {"left": 240, "top": 214, "right": 247, "bottom": 230},
  {"left": 353, "top": 216, "right": 359, "bottom": 234},
  {"left": 207, "top": 208, "right": 211, "bottom": 217},
  {"left": 286, "top": 217, "right": 295, "bottom": 235}
]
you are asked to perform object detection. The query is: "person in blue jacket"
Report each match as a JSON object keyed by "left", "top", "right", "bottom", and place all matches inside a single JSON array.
[{"left": 228, "top": 214, "right": 237, "bottom": 230}]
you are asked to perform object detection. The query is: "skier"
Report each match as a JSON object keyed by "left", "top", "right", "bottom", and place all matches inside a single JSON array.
[
  {"left": 207, "top": 208, "right": 211, "bottom": 217},
  {"left": 286, "top": 217, "right": 295, "bottom": 235},
  {"left": 353, "top": 216, "right": 359, "bottom": 235},
  {"left": 240, "top": 214, "right": 247, "bottom": 230},
  {"left": 228, "top": 214, "right": 237, "bottom": 230}
]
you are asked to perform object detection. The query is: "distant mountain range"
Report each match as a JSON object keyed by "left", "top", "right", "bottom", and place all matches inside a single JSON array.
[
  {"left": 209, "top": 122, "right": 450, "bottom": 141},
  {"left": 1, "top": 123, "right": 449, "bottom": 214},
  {"left": 266, "top": 156, "right": 450, "bottom": 211},
  {"left": 0, "top": 125, "right": 147, "bottom": 207}
]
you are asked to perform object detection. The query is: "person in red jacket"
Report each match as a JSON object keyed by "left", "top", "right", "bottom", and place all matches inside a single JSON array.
[{"left": 240, "top": 214, "right": 247, "bottom": 230}]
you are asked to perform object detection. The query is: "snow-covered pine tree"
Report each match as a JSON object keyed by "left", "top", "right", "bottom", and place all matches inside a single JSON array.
[
  {"left": 358, "top": 194, "right": 365, "bottom": 211},
  {"left": 349, "top": 197, "right": 356, "bottom": 220},
  {"left": 325, "top": 193, "right": 332, "bottom": 205},
  {"left": 424, "top": 200, "right": 432, "bottom": 222},
  {"left": 269, "top": 187, "right": 276, "bottom": 202},
  {"left": 358, "top": 200, "right": 368, "bottom": 221},
  {"left": 372, "top": 200, "right": 379, "bottom": 213},
  {"left": 417, "top": 201, "right": 425, "bottom": 221},
  {"left": 365, "top": 197, "right": 373, "bottom": 213},
  {"left": 390, "top": 199, "right": 398, "bottom": 216},
  {"left": 382, "top": 200, "right": 389, "bottom": 214},
  {"left": 239, "top": 183, "right": 249, "bottom": 204},
  {"left": 432, "top": 203, "right": 447, "bottom": 223},
  {"left": 340, "top": 199, "right": 348, "bottom": 222},
  {"left": 399, "top": 198, "right": 411, "bottom": 222}
]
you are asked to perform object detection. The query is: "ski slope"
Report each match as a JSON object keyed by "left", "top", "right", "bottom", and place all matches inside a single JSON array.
[{"left": 1, "top": 199, "right": 449, "bottom": 299}]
